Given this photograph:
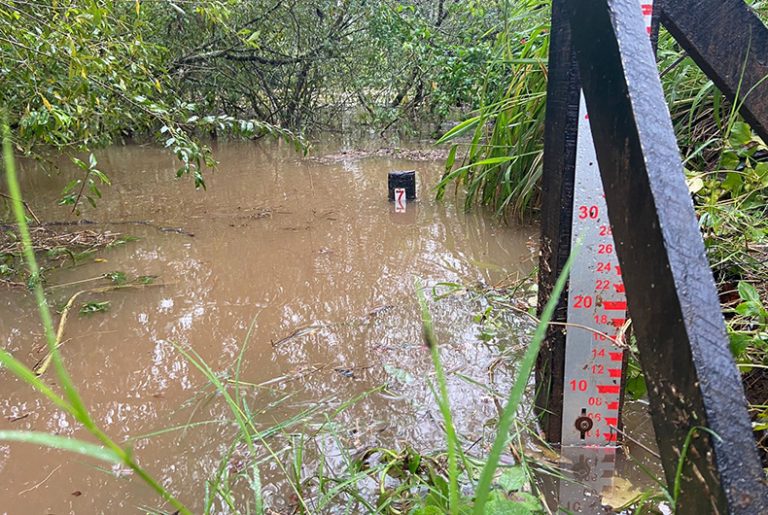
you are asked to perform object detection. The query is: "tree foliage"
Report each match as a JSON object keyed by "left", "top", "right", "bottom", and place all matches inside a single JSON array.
[
  {"left": 2, "top": 0, "right": 511, "bottom": 143},
  {"left": 163, "top": 0, "right": 511, "bottom": 130},
  {"left": 1, "top": 0, "right": 514, "bottom": 210}
]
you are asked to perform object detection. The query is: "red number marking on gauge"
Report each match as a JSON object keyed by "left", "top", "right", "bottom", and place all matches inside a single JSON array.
[{"left": 394, "top": 188, "right": 406, "bottom": 213}]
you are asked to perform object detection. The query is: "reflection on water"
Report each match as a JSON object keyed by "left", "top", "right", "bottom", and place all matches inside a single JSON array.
[
  {"left": 0, "top": 140, "right": 538, "bottom": 512},
  {"left": 537, "top": 399, "right": 664, "bottom": 513}
]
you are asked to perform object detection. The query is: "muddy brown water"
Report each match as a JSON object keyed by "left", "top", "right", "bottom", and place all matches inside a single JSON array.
[{"left": 0, "top": 141, "right": 660, "bottom": 513}]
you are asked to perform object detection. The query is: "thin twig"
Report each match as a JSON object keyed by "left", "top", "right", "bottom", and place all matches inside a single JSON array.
[
  {"left": 614, "top": 425, "right": 661, "bottom": 459},
  {"left": 18, "top": 465, "right": 61, "bottom": 495},
  {"left": 0, "top": 192, "right": 40, "bottom": 225},
  {"left": 493, "top": 300, "right": 627, "bottom": 348},
  {"left": 70, "top": 166, "right": 91, "bottom": 214},
  {"left": 46, "top": 275, "right": 111, "bottom": 290},
  {"left": 0, "top": 278, "right": 25, "bottom": 288}
]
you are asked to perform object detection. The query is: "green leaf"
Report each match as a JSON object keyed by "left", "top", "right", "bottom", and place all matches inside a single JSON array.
[
  {"left": 383, "top": 363, "right": 415, "bottom": 384},
  {"left": 497, "top": 466, "right": 526, "bottom": 492},
  {"left": 729, "top": 121, "right": 752, "bottom": 148},
  {"left": 755, "top": 162, "right": 768, "bottom": 184},
  {"left": 61, "top": 179, "right": 80, "bottom": 195},
  {"left": 735, "top": 302, "right": 759, "bottom": 317},
  {"left": 0, "top": 431, "right": 120, "bottom": 463},
  {"left": 511, "top": 492, "right": 542, "bottom": 511},
  {"left": 626, "top": 374, "right": 647, "bottom": 399},
  {"left": 445, "top": 144, "right": 457, "bottom": 172},
  {"left": 104, "top": 271, "right": 126, "bottom": 284},
  {"left": 468, "top": 156, "right": 517, "bottom": 167},
  {"left": 436, "top": 115, "right": 481, "bottom": 144},
  {"left": 720, "top": 150, "right": 740, "bottom": 170},
  {"left": 405, "top": 447, "right": 421, "bottom": 474},
  {"left": 738, "top": 281, "right": 761, "bottom": 304},
  {"left": 722, "top": 172, "right": 743, "bottom": 194},
  {"left": 91, "top": 170, "right": 111, "bottom": 185},
  {"left": 79, "top": 300, "right": 110, "bottom": 315},
  {"left": 71, "top": 157, "right": 88, "bottom": 170},
  {"left": 728, "top": 332, "right": 751, "bottom": 359},
  {"left": 245, "top": 30, "right": 261, "bottom": 47}
]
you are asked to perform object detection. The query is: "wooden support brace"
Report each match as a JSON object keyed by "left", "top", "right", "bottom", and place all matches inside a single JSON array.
[
  {"left": 659, "top": 0, "right": 768, "bottom": 143},
  {"left": 564, "top": 0, "right": 768, "bottom": 512}
]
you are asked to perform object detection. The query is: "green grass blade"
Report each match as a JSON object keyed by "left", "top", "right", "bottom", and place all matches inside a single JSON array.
[
  {"left": 2, "top": 121, "right": 92, "bottom": 423},
  {"left": 2, "top": 120, "right": 191, "bottom": 515},
  {"left": 436, "top": 115, "right": 482, "bottom": 144},
  {"left": 673, "top": 426, "right": 722, "bottom": 509},
  {"left": 0, "top": 430, "right": 121, "bottom": 463},
  {"left": 0, "top": 349, "right": 71, "bottom": 413},
  {"left": 472, "top": 248, "right": 576, "bottom": 514},
  {"left": 415, "top": 278, "right": 460, "bottom": 515}
]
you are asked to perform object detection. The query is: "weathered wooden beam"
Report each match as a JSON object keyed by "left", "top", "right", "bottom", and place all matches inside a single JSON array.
[
  {"left": 659, "top": 0, "right": 768, "bottom": 143},
  {"left": 535, "top": 0, "right": 581, "bottom": 444},
  {"left": 564, "top": 0, "right": 768, "bottom": 512}
]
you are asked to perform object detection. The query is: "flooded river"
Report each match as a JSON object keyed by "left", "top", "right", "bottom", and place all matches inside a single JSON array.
[{"left": 0, "top": 140, "right": 660, "bottom": 513}]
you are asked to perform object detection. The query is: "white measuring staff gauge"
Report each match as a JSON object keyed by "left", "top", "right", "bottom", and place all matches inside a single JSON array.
[
  {"left": 561, "top": 1, "right": 655, "bottom": 448},
  {"left": 557, "top": 447, "right": 619, "bottom": 513}
]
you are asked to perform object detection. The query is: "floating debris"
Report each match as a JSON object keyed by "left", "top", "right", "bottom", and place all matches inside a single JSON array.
[
  {"left": 0, "top": 226, "right": 123, "bottom": 258},
  {"left": 310, "top": 147, "right": 449, "bottom": 164}
]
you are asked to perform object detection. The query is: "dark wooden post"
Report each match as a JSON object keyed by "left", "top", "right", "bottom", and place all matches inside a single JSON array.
[
  {"left": 535, "top": 0, "right": 581, "bottom": 444},
  {"left": 564, "top": 0, "right": 767, "bottom": 512}
]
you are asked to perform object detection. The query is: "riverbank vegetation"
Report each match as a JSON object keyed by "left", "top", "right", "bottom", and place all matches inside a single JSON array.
[{"left": 435, "top": 1, "right": 768, "bottom": 462}]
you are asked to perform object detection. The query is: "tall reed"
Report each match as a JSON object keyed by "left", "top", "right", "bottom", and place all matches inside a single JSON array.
[{"left": 436, "top": 0, "right": 550, "bottom": 219}]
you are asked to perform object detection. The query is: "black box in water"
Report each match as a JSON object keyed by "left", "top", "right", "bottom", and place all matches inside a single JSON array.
[{"left": 388, "top": 170, "right": 417, "bottom": 200}]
